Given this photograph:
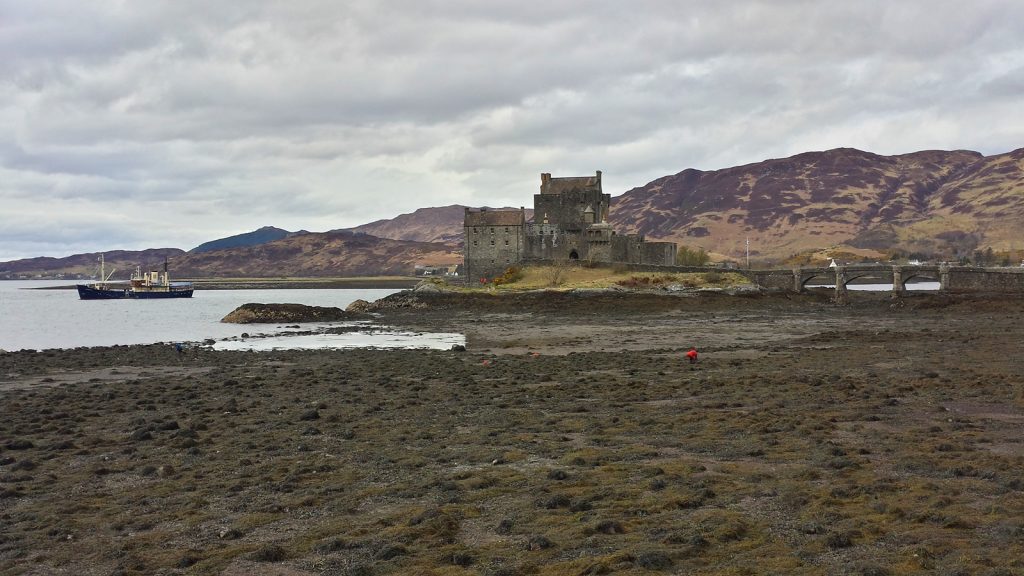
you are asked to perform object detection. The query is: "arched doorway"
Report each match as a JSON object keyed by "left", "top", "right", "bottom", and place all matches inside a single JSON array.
[{"left": 569, "top": 249, "right": 579, "bottom": 260}]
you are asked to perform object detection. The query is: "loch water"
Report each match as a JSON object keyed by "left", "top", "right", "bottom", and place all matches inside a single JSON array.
[{"left": 0, "top": 281, "right": 464, "bottom": 352}]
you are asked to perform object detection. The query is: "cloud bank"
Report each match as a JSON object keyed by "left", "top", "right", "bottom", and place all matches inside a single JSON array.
[{"left": 2, "top": 0, "right": 1023, "bottom": 259}]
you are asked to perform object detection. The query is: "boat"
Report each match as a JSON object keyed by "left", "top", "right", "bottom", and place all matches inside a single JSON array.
[{"left": 77, "top": 255, "right": 193, "bottom": 300}]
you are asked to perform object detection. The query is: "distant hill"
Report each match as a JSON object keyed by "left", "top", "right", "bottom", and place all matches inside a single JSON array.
[
  {"left": 341, "top": 205, "right": 533, "bottom": 245},
  {"left": 171, "top": 231, "right": 459, "bottom": 277},
  {"left": 609, "top": 147, "right": 1024, "bottom": 261},
  {"left": 190, "top": 226, "right": 299, "bottom": 253},
  {"left": 7, "top": 147, "right": 1023, "bottom": 277},
  {"left": 0, "top": 249, "right": 186, "bottom": 280},
  {"left": 336, "top": 148, "right": 1024, "bottom": 262}
]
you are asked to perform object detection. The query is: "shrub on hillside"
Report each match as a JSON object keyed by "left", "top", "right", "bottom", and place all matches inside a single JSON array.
[
  {"left": 492, "top": 266, "right": 524, "bottom": 286},
  {"left": 676, "top": 246, "right": 710, "bottom": 266},
  {"left": 704, "top": 271, "right": 723, "bottom": 284}
]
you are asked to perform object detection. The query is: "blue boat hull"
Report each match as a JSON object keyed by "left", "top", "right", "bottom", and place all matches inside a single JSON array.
[{"left": 77, "top": 284, "right": 194, "bottom": 300}]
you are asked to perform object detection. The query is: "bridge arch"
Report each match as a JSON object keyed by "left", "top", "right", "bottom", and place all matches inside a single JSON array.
[
  {"left": 843, "top": 270, "right": 893, "bottom": 287},
  {"left": 798, "top": 271, "right": 835, "bottom": 288},
  {"left": 899, "top": 270, "right": 940, "bottom": 289}
]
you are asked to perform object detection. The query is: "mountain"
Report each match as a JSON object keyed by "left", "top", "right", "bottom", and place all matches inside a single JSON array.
[
  {"left": 170, "top": 231, "right": 458, "bottom": 277},
  {"left": 609, "top": 147, "right": 1024, "bottom": 261},
  {"left": 190, "top": 226, "right": 299, "bottom": 253},
  {"left": 0, "top": 249, "right": 186, "bottom": 280},
  {"left": 6, "top": 147, "right": 1022, "bottom": 277},
  {"left": 341, "top": 205, "right": 533, "bottom": 245}
]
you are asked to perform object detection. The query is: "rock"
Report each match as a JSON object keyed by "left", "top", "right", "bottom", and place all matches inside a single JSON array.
[
  {"left": 221, "top": 303, "right": 371, "bottom": 324},
  {"left": 345, "top": 299, "right": 372, "bottom": 312},
  {"left": 250, "top": 544, "right": 288, "bottom": 562},
  {"left": 347, "top": 291, "right": 432, "bottom": 312},
  {"left": 450, "top": 344, "right": 467, "bottom": 352},
  {"left": 5, "top": 439, "right": 33, "bottom": 450},
  {"left": 299, "top": 409, "right": 320, "bottom": 421},
  {"left": 413, "top": 281, "right": 442, "bottom": 293},
  {"left": 526, "top": 535, "right": 553, "bottom": 551},
  {"left": 636, "top": 551, "right": 673, "bottom": 569},
  {"left": 157, "top": 464, "right": 175, "bottom": 477}
]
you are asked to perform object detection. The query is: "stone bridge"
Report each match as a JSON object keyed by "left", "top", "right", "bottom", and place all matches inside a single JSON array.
[{"left": 742, "top": 264, "right": 1024, "bottom": 301}]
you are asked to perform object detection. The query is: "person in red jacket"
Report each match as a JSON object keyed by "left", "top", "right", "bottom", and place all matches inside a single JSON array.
[{"left": 686, "top": 348, "right": 698, "bottom": 364}]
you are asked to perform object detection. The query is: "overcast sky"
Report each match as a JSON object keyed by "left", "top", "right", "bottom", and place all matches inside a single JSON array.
[{"left": 2, "top": 0, "right": 1023, "bottom": 261}]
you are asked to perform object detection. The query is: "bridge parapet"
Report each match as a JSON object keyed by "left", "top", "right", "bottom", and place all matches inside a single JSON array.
[{"left": 943, "top": 266, "right": 1024, "bottom": 292}]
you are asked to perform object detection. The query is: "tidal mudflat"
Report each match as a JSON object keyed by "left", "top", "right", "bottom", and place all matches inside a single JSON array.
[{"left": 2, "top": 291, "right": 1023, "bottom": 575}]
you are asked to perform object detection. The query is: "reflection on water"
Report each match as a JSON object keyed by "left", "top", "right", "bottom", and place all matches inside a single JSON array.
[
  {"left": 213, "top": 327, "right": 465, "bottom": 351},
  {"left": 806, "top": 282, "right": 940, "bottom": 291}
]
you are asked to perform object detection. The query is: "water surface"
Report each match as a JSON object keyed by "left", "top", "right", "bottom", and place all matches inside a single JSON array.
[{"left": 0, "top": 281, "right": 461, "bottom": 351}]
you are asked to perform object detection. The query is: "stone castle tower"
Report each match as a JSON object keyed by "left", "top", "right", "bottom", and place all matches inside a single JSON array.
[{"left": 464, "top": 172, "right": 676, "bottom": 282}]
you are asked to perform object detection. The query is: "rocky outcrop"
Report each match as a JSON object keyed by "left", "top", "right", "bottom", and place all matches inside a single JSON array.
[
  {"left": 345, "top": 281, "right": 456, "bottom": 312},
  {"left": 221, "top": 303, "right": 370, "bottom": 324},
  {"left": 346, "top": 292, "right": 431, "bottom": 312},
  {"left": 345, "top": 299, "right": 373, "bottom": 313}
]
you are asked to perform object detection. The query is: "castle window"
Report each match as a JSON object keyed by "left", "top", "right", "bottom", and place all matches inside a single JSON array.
[
  {"left": 490, "top": 228, "right": 494, "bottom": 234},
  {"left": 490, "top": 240, "right": 495, "bottom": 245},
  {"left": 504, "top": 239, "right": 509, "bottom": 245},
  {"left": 473, "top": 228, "right": 478, "bottom": 234},
  {"left": 504, "top": 227, "right": 509, "bottom": 233},
  {"left": 473, "top": 240, "right": 478, "bottom": 246}
]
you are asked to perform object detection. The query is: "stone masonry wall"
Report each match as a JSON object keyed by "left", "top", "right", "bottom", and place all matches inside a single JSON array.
[
  {"left": 641, "top": 242, "right": 678, "bottom": 266},
  {"left": 945, "top": 267, "right": 1024, "bottom": 292},
  {"left": 464, "top": 224, "right": 525, "bottom": 282}
]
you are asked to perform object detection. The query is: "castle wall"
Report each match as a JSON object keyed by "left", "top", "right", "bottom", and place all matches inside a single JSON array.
[
  {"left": 464, "top": 223, "right": 525, "bottom": 282},
  {"left": 524, "top": 228, "right": 586, "bottom": 261},
  {"left": 533, "top": 189, "right": 611, "bottom": 231},
  {"left": 586, "top": 241, "right": 612, "bottom": 262},
  {"left": 523, "top": 224, "right": 558, "bottom": 260},
  {"left": 641, "top": 242, "right": 678, "bottom": 266}
]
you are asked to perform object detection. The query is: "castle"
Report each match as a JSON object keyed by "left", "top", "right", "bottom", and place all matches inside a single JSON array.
[{"left": 464, "top": 171, "right": 677, "bottom": 282}]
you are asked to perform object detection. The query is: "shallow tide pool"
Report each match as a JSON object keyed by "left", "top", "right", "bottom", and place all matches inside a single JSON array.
[{"left": 212, "top": 328, "right": 465, "bottom": 351}]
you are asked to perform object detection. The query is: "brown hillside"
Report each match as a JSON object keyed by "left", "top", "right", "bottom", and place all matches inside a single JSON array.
[
  {"left": 343, "top": 205, "right": 532, "bottom": 245},
  {"left": 918, "top": 148, "right": 1024, "bottom": 251},
  {"left": 170, "top": 231, "right": 458, "bottom": 278},
  {"left": 0, "top": 249, "right": 186, "bottom": 280},
  {"left": 606, "top": 147, "right": 1024, "bottom": 260}
]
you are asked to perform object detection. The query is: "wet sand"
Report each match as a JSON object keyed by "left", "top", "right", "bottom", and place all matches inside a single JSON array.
[{"left": 2, "top": 290, "right": 1024, "bottom": 575}]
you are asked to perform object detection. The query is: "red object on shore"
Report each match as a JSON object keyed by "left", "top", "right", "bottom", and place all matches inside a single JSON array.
[{"left": 686, "top": 348, "right": 698, "bottom": 364}]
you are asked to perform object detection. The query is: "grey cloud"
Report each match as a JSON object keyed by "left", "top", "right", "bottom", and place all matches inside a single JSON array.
[{"left": 2, "top": 1, "right": 1024, "bottom": 261}]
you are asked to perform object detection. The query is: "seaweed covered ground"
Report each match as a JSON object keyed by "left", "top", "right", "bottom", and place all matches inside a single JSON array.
[{"left": 2, "top": 291, "right": 1024, "bottom": 575}]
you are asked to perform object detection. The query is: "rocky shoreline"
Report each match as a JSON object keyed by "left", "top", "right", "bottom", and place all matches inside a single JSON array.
[{"left": 2, "top": 291, "right": 1024, "bottom": 574}]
